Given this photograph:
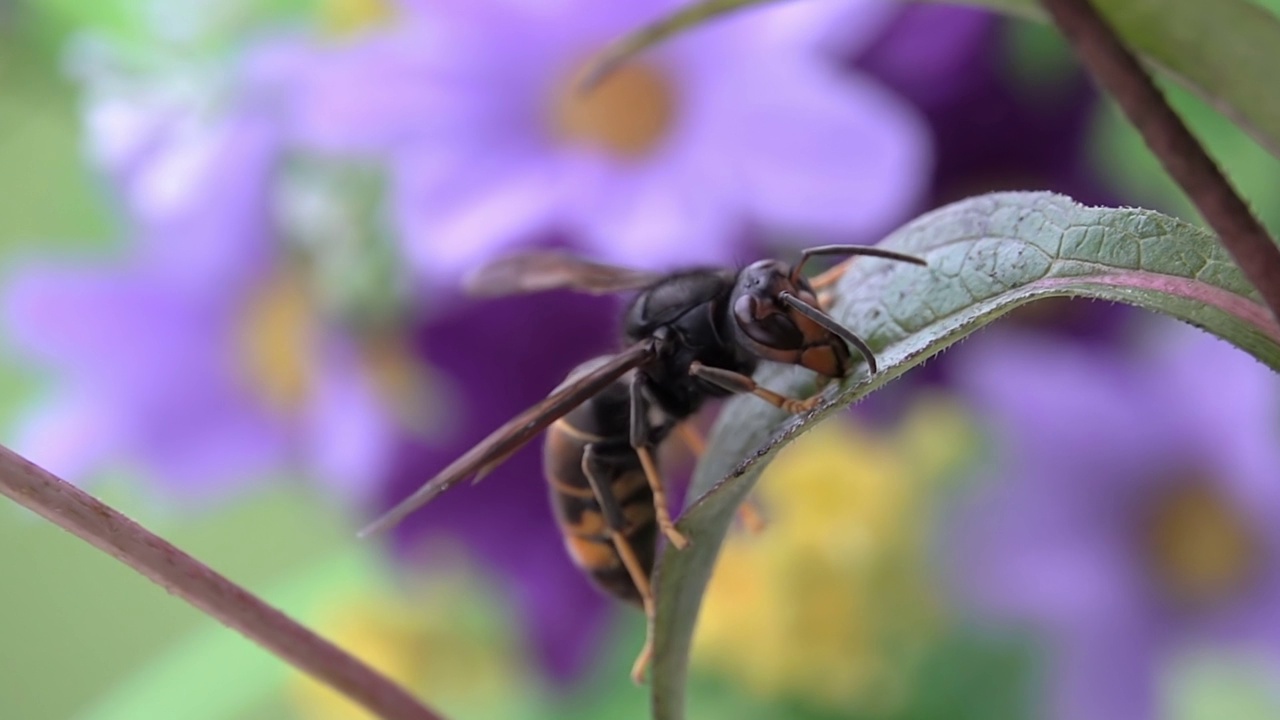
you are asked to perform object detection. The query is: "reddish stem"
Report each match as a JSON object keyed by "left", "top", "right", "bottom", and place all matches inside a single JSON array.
[
  {"left": 0, "top": 444, "right": 442, "bottom": 720},
  {"left": 1040, "top": 0, "right": 1280, "bottom": 322}
]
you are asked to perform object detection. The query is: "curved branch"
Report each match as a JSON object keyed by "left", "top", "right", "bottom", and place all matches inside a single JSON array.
[
  {"left": 0, "top": 444, "right": 442, "bottom": 720},
  {"left": 1040, "top": 0, "right": 1280, "bottom": 322}
]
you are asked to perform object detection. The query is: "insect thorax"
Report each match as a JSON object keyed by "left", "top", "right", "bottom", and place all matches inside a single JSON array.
[{"left": 623, "top": 269, "right": 758, "bottom": 419}]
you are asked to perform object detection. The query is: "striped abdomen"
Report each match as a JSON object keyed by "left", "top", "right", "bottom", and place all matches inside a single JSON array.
[{"left": 544, "top": 406, "right": 658, "bottom": 607}]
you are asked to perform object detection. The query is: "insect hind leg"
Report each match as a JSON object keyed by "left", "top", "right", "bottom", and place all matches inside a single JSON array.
[
  {"left": 809, "top": 259, "right": 851, "bottom": 294},
  {"left": 581, "top": 445, "right": 657, "bottom": 685},
  {"left": 676, "top": 423, "right": 766, "bottom": 534},
  {"left": 630, "top": 376, "right": 690, "bottom": 550}
]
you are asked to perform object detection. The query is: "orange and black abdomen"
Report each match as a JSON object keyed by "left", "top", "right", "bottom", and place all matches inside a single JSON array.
[{"left": 543, "top": 401, "right": 658, "bottom": 607}]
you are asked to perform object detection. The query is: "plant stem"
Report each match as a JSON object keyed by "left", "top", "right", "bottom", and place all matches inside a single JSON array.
[
  {"left": 0, "top": 444, "right": 442, "bottom": 720},
  {"left": 1040, "top": 0, "right": 1280, "bottom": 322}
]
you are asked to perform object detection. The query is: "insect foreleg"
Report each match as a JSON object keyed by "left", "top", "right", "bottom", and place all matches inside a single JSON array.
[{"left": 688, "top": 362, "right": 826, "bottom": 414}]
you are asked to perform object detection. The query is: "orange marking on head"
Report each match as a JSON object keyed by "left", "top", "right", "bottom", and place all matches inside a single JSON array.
[{"left": 800, "top": 344, "right": 845, "bottom": 379}]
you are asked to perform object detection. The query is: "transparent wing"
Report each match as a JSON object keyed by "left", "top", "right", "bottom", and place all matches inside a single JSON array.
[
  {"left": 359, "top": 340, "right": 657, "bottom": 537},
  {"left": 465, "top": 251, "right": 662, "bottom": 297}
]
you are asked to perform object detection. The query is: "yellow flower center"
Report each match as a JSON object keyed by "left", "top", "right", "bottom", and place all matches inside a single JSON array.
[
  {"left": 694, "top": 399, "right": 977, "bottom": 709},
  {"left": 321, "top": 0, "right": 393, "bottom": 35},
  {"left": 552, "top": 61, "right": 677, "bottom": 159},
  {"left": 236, "top": 271, "right": 317, "bottom": 412},
  {"left": 358, "top": 332, "right": 440, "bottom": 435},
  {"left": 1142, "top": 481, "right": 1256, "bottom": 607}
]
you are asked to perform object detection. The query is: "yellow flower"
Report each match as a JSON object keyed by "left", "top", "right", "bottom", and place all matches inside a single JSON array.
[
  {"left": 693, "top": 395, "right": 976, "bottom": 710},
  {"left": 289, "top": 549, "right": 540, "bottom": 720}
]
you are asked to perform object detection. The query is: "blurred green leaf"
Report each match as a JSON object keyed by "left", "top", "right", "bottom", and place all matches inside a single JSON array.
[
  {"left": 999, "top": 12, "right": 1078, "bottom": 96},
  {"left": 586, "top": 0, "right": 1280, "bottom": 159},
  {"left": 0, "top": 483, "right": 355, "bottom": 720},
  {"left": 896, "top": 630, "right": 1038, "bottom": 720},
  {"left": 0, "top": 26, "right": 115, "bottom": 251},
  {"left": 650, "top": 192, "right": 1280, "bottom": 719},
  {"left": 1168, "top": 651, "right": 1280, "bottom": 720},
  {"left": 25, "top": 0, "right": 319, "bottom": 53},
  {"left": 78, "top": 548, "right": 376, "bottom": 720},
  {"left": 1092, "top": 82, "right": 1280, "bottom": 236}
]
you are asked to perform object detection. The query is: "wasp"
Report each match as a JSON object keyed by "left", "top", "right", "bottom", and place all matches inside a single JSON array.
[{"left": 360, "top": 245, "right": 927, "bottom": 682}]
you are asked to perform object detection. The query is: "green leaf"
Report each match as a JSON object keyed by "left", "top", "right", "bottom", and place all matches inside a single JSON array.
[
  {"left": 1169, "top": 651, "right": 1280, "bottom": 720},
  {"left": 1091, "top": 82, "right": 1280, "bottom": 236},
  {"left": 586, "top": 0, "right": 1280, "bottom": 158},
  {"left": 649, "top": 192, "right": 1280, "bottom": 719},
  {"left": 78, "top": 548, "right": 378, "bottom": 720}
]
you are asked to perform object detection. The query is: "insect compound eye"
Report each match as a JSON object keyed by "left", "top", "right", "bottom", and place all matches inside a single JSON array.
[{"left": 733, "top": 294, "right": 804, "bottom": 350}]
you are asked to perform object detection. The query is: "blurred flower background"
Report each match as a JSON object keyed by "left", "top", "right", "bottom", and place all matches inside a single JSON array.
[{"left": 2, "top": 1, "right": 1280, "bottom": 719}]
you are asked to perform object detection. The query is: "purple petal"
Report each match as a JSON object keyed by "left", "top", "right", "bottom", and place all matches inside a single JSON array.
[
  {"left": 84, "top": 94, "right": 186, "bottom": 191},
  {"left": 558, "top": 151, "right": 742, "bottom": 269},
  {"left": 128, "top": 113, "right": 279, "bottom": 291},
  {"left": 258, "top": 31, "right": 460, "bottom": 152},
  {"left": 383, "top": 290, "right": 620, "bottom": 681},
  {"left": 953, "top": 331, "right": 1172, "bottom": 487},
  {"left": 3, "top": 262, "right": 294, "bottom": 502},
  {"left": 717, "top": 57, "right": 930, "bottom": 240},
  {"left": 1049, "top": 631, "right": 1160, "bottom": 720},
  {"left": 393, "top": 149, "right": 563, "bottom": 281},
  {"left": 949, "top": 475, "right": 1147, "bottom": 632},
  {"left": 303, "top": 340, "right": 395, "bottom": 506},
  {"left": 1141, "top": 324, "right": 1280, "bottom": 513},
  {"left": 3, "top": 265, "right": 199, "bottom": 387},
  {"left": 857, "top": 7, "right": 1107, "bottom": 208},
  {"left": 855, "top": 5, "right": 994, "bottom": 107},
  {"left": 7, "top": 392, "right": 122, "bottom": 485},
  {"left": 506, "top": 530, "right": 620, "bottom": 680},
  {"left": 126, "top": 375, "right": 286, "bottom": 503},
  {"left": 705, "top": 0, "right": 898, "bottom": 59}
]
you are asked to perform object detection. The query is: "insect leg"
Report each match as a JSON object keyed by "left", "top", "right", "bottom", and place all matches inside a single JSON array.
[
  {"left": 581, "top": 445, "right": 656, "bottom": 685},
  {"left": 736, "top": 499, "right": 767, "bottom": 534},
  {"left": 809, "top": 258, "right": 853, "bottom": 292},
  {"left": 674, "top": 422, "right": 706, "bottom": 456},
  {"left": 630, "top": 375, "right": 690, "bottom": 551},
  {"left": 688, "top": 362, "right": 826, "bottom": 414},
  {"left": 675, "top": 422, "right": 766, "bottom": 533}
]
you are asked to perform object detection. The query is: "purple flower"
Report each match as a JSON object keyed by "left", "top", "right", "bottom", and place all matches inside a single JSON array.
[
  {"left": 272, "top": 0, "right": 931, "bottom": 280},
  {"left": 380, "top": 288, "right": 622, "bottom": 682},
  {"left": 857, "top": 5, "right": 1107, "bottom": 208},
  {"left": 3, "top": 78, "right": 408, "bottom": 504},
  {"left": 946, "top": 323, "right": 1280, "bottom": 720}
]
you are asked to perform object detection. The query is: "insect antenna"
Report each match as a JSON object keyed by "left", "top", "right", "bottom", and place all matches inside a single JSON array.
[
  {"left": 790, "top": 244, "right": 927, "bottom": 284},
  {"left": 778, "top": 291, "right": 879, "bottom": 374}
]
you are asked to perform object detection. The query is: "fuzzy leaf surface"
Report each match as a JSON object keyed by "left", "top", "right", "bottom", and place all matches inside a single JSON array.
[{"left": 650, "top": 191, "right": 1280, "bottom": 719}]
